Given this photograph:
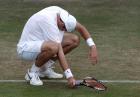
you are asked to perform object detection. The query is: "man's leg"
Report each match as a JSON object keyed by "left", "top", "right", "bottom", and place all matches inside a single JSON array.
[
  {"left": 47, "top": 32, "right": 80, "bottom": 60},
  {"left": 25, "top": 41, "right": 59, "bottom": 85},
  {"left": 40, "top": 33, "right": 80, "bottom": 78},
  {"left": 62, "top": 32, "right": 80, "bottom": 54},
  {"left": 35, "top": 41, "right": 59, "bottom": 67}
]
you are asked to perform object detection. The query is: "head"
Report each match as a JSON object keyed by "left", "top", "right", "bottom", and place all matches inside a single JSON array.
[
  {"left": 57, "top": 14, "right": 67, "bottom": 31},
  {"left": 57, "top": 10, "right": 77, "bottom": 32}
]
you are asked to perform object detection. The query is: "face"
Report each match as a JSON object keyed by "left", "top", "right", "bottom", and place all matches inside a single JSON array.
[{"left": 57, "top": 14, "right": 67, "bottom": 31}]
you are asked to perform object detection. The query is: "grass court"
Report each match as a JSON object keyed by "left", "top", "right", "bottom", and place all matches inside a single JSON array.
[{"left": 0, "top": 0, "right": 140, "bottom": 97}]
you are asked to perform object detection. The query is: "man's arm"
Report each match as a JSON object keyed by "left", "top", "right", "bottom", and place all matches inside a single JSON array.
[
  {"left": 75, "top": 22, "right": 91, "bottom": 40},
  {"left": 75, "top": 22, "right": 98, "bottom": 65},
  {"left": 57, "top": 43, "right": 76, "bottom": 87}
]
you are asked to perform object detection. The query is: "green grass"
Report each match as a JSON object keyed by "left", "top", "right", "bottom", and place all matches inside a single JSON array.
[
  {"left": 0, "top": 82, "right": 140, "bottom": 97},
  {"left": 0, "top": 0, "right": 140, "bottom": 96}
]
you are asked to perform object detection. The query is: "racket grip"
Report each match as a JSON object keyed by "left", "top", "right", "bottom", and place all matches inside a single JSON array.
[{"left": 75, "top": 80, "right": 83, "bottom": 86}]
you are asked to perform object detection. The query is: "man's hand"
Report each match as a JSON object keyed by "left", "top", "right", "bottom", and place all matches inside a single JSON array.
[
  {"left": 67, "top": 77, "right": 76, "bottom": 88},
  {"left": 89, "top": 45, "right": 98, "bottom": 65}
]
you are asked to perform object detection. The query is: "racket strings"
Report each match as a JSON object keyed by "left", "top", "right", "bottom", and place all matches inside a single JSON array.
[{"left": 83, "top": 79, "right": 107, "bottom": 91}]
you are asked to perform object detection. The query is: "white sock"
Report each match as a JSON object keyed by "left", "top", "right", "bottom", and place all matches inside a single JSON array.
[
  {"left": 30, "top": 63, "right": 40, "bottom": 72},
  {"left": 45, "top": 60, "right": 55, "bottom": 68},
  {"left": 40, "top": 60, "right": 55, "bottom": 72}
]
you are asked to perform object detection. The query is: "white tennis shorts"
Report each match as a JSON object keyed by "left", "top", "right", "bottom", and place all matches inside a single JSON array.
[{"left": 17, "top": 41, "right": 44, "bottom": 61}]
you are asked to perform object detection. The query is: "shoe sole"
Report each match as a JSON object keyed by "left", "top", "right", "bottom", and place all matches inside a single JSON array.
[
  {"left": 30, "top": 82, "right": 43, "bottom": 86},
  {"left": 40, "top": 75, "right": 63, "bottom": 79},
  {"left": 47, "top": 76, "right": 63, "bottom": 79}
]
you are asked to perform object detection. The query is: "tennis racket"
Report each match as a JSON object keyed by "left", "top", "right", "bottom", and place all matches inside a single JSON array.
[{"left": 75, "top": 77, "right": 107, "bottom": 91}]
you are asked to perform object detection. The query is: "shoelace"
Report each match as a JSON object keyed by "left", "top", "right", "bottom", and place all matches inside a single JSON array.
[
  {"left": 33, "top": 72, "right": 41, "bottom": 81},
  {"left": 47, "top": 67, "right": 55, "bottom": 72}
]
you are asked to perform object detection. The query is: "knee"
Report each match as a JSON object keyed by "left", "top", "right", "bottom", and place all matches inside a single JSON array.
[
  {"left": 42, "top": 41, "right": 59, "bottom": 55},
  {"left": 71, "top": 35, "right": 80, "bottom": 47},
  {"left": 48, "top": 43, "right": 59, "bottom": 54},
  {"left": 50, "top": 45, "right": 59, "bottom": 55}
]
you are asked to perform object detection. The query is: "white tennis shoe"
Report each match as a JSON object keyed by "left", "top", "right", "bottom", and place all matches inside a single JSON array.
[
  {"left": 25, "top": 69, "right": 43, "bottom": 86},
  {"left": 39, "top": 67, "right": 63, "bottom": 78},
  {"left": 39, "top": 60, "right": 63, "bottom": 79}
]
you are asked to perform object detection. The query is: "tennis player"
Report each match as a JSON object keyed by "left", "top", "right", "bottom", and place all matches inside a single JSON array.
[{"left": 17, "top": 6, "right": 98, "bottom": 87}]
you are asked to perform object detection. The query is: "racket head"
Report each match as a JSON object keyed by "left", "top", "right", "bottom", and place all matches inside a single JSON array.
[{"left": 82, "top": 77, "right": 107, "bottom": 91}]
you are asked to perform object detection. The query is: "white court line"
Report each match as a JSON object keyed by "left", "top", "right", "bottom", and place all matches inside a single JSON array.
[
  {"left": 0, "top": 80, "right": 140, "bottom": 83},
  {"left": 101, "top": 80, "right": 140, "bottom": 83}
]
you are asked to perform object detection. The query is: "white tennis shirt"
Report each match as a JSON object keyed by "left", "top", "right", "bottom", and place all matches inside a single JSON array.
[{"left": 17, "top": 6, "right": 67, "bottom": 48}]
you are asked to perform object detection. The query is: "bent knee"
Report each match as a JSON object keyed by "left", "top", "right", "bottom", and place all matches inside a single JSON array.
[
  {"left": 41, "top": 41, "right": 59, "bottom": 54},
  {"left": 71, "top": 35, "right": 80, "bottom": 47}
]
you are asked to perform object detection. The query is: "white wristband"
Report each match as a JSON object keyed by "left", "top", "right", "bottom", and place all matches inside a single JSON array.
[
  {"left": 64, "top": 69, "right": 73, "bottom": 79},
  {"left": 86, "top": 38, "right": 95, "bottom": 47}
]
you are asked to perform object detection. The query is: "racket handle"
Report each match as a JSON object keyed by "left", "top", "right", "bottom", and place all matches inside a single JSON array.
[{"left": 75, "top": 80, "right": 83, "bottom": 86}]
